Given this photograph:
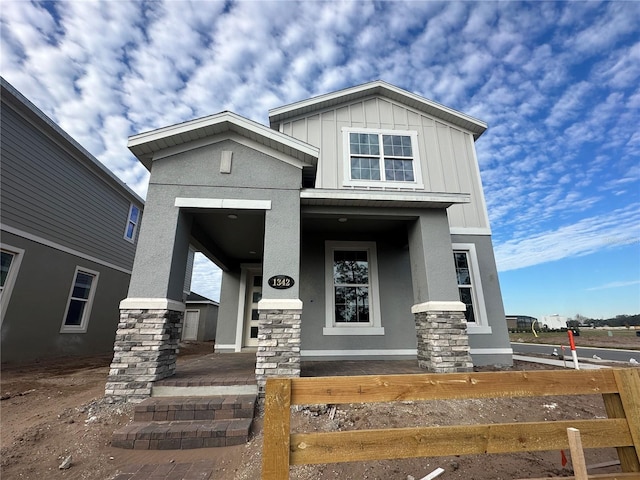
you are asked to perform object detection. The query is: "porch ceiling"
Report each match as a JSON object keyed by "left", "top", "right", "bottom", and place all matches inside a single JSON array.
[{"left": 189, "top": 209, "right": 265, "bottom": 268}]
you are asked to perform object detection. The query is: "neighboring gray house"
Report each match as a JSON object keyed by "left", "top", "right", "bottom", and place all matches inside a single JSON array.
[
  {"left": 106, "top": 81, "right": 512, "bottom": 400},
  {"left": 0, "top": 78, "right": 144, "bottom": 363},
  {"left": 184, "top": 292, "right": 219, "bottom": 342}
]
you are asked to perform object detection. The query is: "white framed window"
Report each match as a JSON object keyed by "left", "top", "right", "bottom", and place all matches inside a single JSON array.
[
  {"left": 452, "top": 243, "right": 491, "bottom": 334},
  {"left": 342, "top": 128, "right": 424, "bottom": 189},
  {"left": 1, "top": 244, "right": 25, "bottom": 325},
  {"left": 124, "top": 204, "right": 141, "bottom": 242},
  {"left": 324, "top": 241, "right": 384, "bottom": 335},
  {"left": 60, "top": 267, "right": 99, "bottom": 333}
]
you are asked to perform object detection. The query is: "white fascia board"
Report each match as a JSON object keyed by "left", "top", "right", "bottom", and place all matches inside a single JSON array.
[
  {"left": 300, "top": 189, "right": 470, "bottom": 205},
  {"left": 269, "top": 80, "right": 487, "bottom": 135},
  {"left": 128, "top": 111, "right": 318, "bottom": 162},
  {"left": 151, "top": 132, "right": 313, "bottom": 170},
  {"left": 175, "top": 198, "right": 272, "bottom": 210}
]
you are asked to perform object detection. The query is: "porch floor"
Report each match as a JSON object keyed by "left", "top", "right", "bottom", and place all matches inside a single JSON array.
[{"left": 156, "top": 352, "right": 426, "bottom": 387}]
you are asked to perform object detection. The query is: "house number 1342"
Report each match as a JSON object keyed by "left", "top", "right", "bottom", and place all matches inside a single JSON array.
[{"left": 268, "top": 275, "right": 295, "bottom": 289}]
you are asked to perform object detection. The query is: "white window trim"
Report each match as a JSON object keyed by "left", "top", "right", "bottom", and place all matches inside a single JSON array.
[
  {"left": 1, "top": 243, "right": 25, "bottom": 326},
  {"left": 452, "top": 243, "right": 492, "bottom": 334},
  {"left": 124, "top": 204, "right": 140, "bottom": 243},
  {"left": 60, "top": 266, "right": 99, "bottom": 333},
  {"left": 324, "top": 241, "right": 384, "bottom": 336},
  {"left": 342, "top": 127, "right": 424, "bottom": 190}
]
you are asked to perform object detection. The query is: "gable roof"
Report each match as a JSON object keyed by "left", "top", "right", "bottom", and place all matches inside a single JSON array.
[
  {"left": 268, "top": 80, "right": 487, "bottom": 139},
  {"left": 186, "top": 292, "right": 219, "bottom": 305},
  {"left": 128, "top": 110, "right": 319, "bottom": 171}
]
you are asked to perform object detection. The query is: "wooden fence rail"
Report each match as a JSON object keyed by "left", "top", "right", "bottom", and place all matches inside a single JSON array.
[{"left": 261, "top": 368, "right": 640, "bottom": 480}]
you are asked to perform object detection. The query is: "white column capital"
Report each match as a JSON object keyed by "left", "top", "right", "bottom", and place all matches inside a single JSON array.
[
  {"left": 119, "top": 297, "right": 186, "bottom": 312},
  {"left": 258, "top": 298, "right": 303, "bottom": 310},
  {"left": 411, "top": 301, "right": 466, "bottom": 314}
]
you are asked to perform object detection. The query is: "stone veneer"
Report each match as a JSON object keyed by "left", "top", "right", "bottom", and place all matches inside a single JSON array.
[
  {"left": 413, "top": 301, "right": 473, "bottom": 373},
  {"left": 105, "top": 308, "right": 183, "bottom": 402},
  {"left": 255, "top": 300, "right": 302, "bottom": 396}
]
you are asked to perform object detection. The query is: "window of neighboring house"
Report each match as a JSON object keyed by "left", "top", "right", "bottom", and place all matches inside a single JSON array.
[
  {"left": 324, "top": 241, "right": 384, "bottom": 335},
  {"left": 124, "top": 204, "right": 140, "bottom": 242},
  {"left": 452, "top": 244, "right": 491, "bottom": 334},
  {"left": 343, "top": 128, "right": 424, "bottom": 189},
  {"left": 60, "top": 267, "right": 99, "bottom": 333},
  {"left": 1, "top": 245, "right": 24, "bottom": 325}
]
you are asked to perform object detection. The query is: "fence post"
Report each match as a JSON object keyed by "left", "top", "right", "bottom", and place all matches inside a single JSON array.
[{"left": 262, "top": 378, "right": 292, "bottom": 480}]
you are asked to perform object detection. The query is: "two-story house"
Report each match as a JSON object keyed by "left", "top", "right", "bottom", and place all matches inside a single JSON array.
[
  {"left": 1, "top": 78, "right": 144, "bottom": 363},
  {"left": 106, "top": 81, "right": 512, "bottom": 401}
]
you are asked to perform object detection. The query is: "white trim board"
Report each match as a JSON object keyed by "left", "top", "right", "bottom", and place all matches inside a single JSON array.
[
  {"left": 1, "top": 224, "right": 132, "bottom": 275},
  {"left": 175, "top": 198, "right": 272, "bottom": 210}
]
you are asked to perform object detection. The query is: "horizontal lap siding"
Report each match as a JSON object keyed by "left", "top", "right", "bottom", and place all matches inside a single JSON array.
[{"left": 1, "top": 104, "right": 139, "bottom": 270}]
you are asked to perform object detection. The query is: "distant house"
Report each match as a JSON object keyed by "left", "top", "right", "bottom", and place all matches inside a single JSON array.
[
  {"left": 106, "top": 80, "right": 513, "bottom": 400},
  {"left": 0, "top": 78, "right": 144, "bottom": 363},
  {"left": 506, "top": 315, "right": 538, "bottom": 331},
  {"left": 184, "top": 292, "right": 219, "bottom": 342}
]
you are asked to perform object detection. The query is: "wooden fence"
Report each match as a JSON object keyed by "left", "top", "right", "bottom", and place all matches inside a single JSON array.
[{"left": 261, "top": 368, "right": 640, "bottom": 479}]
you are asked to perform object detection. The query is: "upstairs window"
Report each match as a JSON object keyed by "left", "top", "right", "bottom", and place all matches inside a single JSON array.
[
  {"left": 124, "top": 204, "right": 140, "bottom": 242},
  {"left": 343, "top": 129, "right": 423, "bottom": 189}
]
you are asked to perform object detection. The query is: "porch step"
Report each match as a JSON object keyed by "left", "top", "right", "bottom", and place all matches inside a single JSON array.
[{"left": 112, "top": 394, "right": 256, "bottom": 450}]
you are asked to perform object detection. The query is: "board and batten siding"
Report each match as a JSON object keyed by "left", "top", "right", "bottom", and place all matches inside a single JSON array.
[
  {"left": 0, "top": 98, "right": 140, "bottom": 271},
  {"left": 279, "top": 95, "right": 490, "bottom": 230}
]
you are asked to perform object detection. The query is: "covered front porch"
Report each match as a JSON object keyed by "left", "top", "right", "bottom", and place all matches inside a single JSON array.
[{"left": 153, "top": 348, "right": 429, "bottom": 393}]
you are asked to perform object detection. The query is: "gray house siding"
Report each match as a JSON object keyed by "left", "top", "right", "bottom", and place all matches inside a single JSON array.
[
  {"left": 0, "top": 232, "right": 130, "bottom": 363},
  {"left": 279, "top": 96, "right": 490, "bottom": 231},
  {"left": 1, "top": 78, "right": 142, "bottom": 363},
  {"left": 128, "top": 138, "right": 304, "bottom": 303},
  {"left": 451, "top": 233, "right": 511, "bottom": 362},
  {"left": 299, "top": 228, "right": 417, "bottom": 359},
  {"left": 216, "top": 271, "right": 242, "bottom": 348},
  {"left": 0, "top": 97, "right": 141, "bottom": 271}
]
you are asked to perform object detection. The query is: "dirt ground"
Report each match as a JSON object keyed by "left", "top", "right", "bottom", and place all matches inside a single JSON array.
[
  {"left": 1, "top": 343, "right": 635, "bottom": 480},
  {"left": 510, "top": 328, "right": 640, "bottom": 350}
]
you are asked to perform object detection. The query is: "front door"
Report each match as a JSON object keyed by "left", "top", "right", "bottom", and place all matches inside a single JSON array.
[{"left": 243, "top": 271, "right": 262, "bottom": 347}]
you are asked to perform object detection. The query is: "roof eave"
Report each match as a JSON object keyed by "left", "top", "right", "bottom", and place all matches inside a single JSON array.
[
  {"left": 269, "top": 80, "right": 487, "bottom": 139},
  {"left": 128, "top": 111, "right": 319, "bottom": 171}
]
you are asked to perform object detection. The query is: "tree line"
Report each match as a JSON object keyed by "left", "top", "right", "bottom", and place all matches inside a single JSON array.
[{"left": 572, "top": 313, "right": 640, "bottom": 328}]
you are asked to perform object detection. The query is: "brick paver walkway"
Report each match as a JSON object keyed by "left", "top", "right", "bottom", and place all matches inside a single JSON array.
[
  {"left": 111, "top": 460, "right": 214, "bottom": 479},
  {"left": 111, "top": 352, "right": 432, "bottom": 479}
]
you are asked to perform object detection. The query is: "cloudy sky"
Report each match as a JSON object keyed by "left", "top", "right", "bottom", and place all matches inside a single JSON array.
[{"left": 2, "top": 1, "right": 639, "bottom": 320}]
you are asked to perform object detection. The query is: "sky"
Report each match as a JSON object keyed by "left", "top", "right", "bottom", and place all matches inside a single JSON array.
[{"left": 1, "top": 0, "right": 639, "bottom": 320}]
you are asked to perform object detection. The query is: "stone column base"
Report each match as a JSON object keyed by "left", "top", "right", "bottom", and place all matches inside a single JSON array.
[
  {"left": 412, "top": 301, "right": 473, "bottom": 373},
  {"left": 105, "top": 306, "right": 183, "bottom": 403},
  {"left": 255, "top": 299, "right": 302, "bottom": 396}
]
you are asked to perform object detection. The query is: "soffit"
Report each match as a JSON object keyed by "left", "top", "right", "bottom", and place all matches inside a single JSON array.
[
  {"left": 300, "top": 188, "right": 470, "bottom": 209},
  {"left": 128, "top": 111, "right": 319, "bottom": 171},
  {"left": 269, "top": 80, "right": 487, "bottom": 139}
]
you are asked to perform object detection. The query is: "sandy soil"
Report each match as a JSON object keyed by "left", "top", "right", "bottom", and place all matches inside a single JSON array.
[{"left": 1, "top": 344, "right": 634, "bottom": 480}]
